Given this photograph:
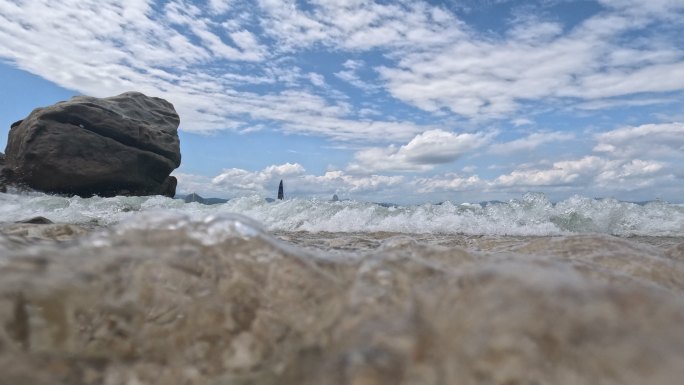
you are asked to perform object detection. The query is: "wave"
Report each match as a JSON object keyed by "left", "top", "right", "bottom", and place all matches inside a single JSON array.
[{"left": 1, "top": 191, "right": 682, "bottom": 236}]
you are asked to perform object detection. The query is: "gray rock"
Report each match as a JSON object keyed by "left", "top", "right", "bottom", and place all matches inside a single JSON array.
[
  {"left": 3, "top": 92, "right": 181, "bottom": 197},
  {"left": 0, "top": 152, "right": 6, "bottom": 193},
  {"left": 17, "top": 216, "right": 53, "bottom": 225},
  {"left": 332, "top": 194, "right": 339, "bottom": 202}
]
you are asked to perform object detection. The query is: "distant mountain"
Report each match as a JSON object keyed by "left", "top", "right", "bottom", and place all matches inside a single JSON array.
[{"left": 177, "top": 193, "right": 229, "bottom": 205}]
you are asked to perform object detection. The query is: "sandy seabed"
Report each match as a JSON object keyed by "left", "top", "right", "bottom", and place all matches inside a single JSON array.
[{"left": 1, "top": 219, "right": 683, "bottom": 385}]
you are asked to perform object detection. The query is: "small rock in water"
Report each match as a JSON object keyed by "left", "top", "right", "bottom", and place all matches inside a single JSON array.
[
  {"left": 332, "top": 194, "right": 339, "bottom": 202},
  {"left": 17, "top": 216, "right": 53, "bottom": 225}
]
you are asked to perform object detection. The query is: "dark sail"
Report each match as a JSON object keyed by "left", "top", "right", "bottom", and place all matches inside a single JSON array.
[{"left": 277, "top": 180, "right": 284, "bottom": 200}]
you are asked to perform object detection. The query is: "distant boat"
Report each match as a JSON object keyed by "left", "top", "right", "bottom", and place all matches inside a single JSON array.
[{"left": 277, "top": 180, "right": 284, "bottom": 200}]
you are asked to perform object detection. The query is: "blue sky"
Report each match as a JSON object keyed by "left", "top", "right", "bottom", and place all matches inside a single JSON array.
[{"left": 1, "top": 0, "right": 683, "bottom": 203}]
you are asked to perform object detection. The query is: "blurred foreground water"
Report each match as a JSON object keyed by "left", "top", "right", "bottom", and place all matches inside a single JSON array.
[{"left": 1, "top": 192, "right": 683, "bottom": 385}]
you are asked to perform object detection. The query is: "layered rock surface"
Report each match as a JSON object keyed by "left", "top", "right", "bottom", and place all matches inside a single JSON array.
[{"left": 3, "top": 92, "right": 181, "bottom": 197}]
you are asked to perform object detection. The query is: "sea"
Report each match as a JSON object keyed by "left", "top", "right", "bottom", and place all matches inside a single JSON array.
[{"left": 1, "top": 191, "right": 683, "bottom": 385}]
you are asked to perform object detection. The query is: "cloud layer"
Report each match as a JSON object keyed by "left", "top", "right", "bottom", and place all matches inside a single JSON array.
[
  {"left": 1, "top": 0, "right": 683, "bottom": 202},
  {"left": 1, "top": 0, "right": 683, "bottom": 138},
  {"left": 174, "top": 122, "right": 682, "bottom": 202}
]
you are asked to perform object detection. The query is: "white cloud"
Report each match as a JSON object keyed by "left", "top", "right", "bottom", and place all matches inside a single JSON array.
[
  {"left": 377, "top": 5, "right": 684, "bottom": 119},
  {"left": 307, "top": 72, "right": 326, "bottom": 87},
  {"left": 598, "top": 0, "right": 684, "bottom": 17},
  {"left": 180, "top": 163, "right": 404, "bottom": 198},
  {"left": 211, "top": 162, "right": 305, "bottom": 196},
  {"left": 256, "top": 0, "right": 464, "bottom": 51},
  {"left": 0, "top": 0, "right": 683, "bottom": 144},
  {"left": 208, "top": 0, "right": 233, "bottom": 14},
  {"left": 512, "top": 118, "right": 534, "bottom": 127},
  {"left": 413, "top": 174, "right": 484, "bottom": 194},
  {"left": 347, "top": 129, "right": 493, "bottom": 173},
  {"left": 489, "top": 131, "right": 575, "bottom": 155},
  {"left": 493, "top": 156, "right": 667, "bottom": 189},
  {"left": 594, "top": 122, "right": 684, "bottom": 158},
  {"left": 575, "top": 97, "right": 676, "bottom": 111},
  {"left": 164, "top": 1, "right": 266, "bottom": 62},
  {"left": 334, "top": 59, "right": 377, "bottom": 91},
  {"left": 0, "top": 0, "right": 440, "bottom": 141}
]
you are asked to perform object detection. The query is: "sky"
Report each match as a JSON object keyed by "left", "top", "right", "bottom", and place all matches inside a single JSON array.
[{"left": 0, "top": 0, "right": 683, "bottom": 204}]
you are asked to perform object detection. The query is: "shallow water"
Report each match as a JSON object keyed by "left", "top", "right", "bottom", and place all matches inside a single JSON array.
[
  {"left": 2, "top": 191, "right": 683, "bottom": 236},
  {"left": 1, "top": 193, "right": 684, "bottom": 384}
]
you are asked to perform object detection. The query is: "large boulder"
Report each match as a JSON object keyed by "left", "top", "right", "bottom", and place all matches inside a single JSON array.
[{"left": 3, "top": 92, "right": 181, "bottom": 197}]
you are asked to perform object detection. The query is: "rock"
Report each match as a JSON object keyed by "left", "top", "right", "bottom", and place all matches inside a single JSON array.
[
  {"left": 0, "top": 153, "right": 7, "bottom": 193},
  {"left": 3, "top": 92, "right": 181, "bottom": 197},
  {"left": 277, "top": 180, "right": 284, "bottom": 200},
  {"left": 17, "top": 216, "right": 53, "bottom": 225},
  {"left": 158, "top": 176, "right": 177, "bottom": 198},
  {"left": 332, "top": 194, "right": 339, "bottom": 202}
]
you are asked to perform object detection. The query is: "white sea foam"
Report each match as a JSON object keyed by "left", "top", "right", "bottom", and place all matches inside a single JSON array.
[{"left": 1, "top": 191, "right": 682, "bottom": 236}]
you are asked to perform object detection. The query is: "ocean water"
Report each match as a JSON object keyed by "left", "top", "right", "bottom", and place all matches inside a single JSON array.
[
  {"left": 1, "top": 191, "right": 684, "bottom": 385},
  {"left": 1, "top": 191, "right": 683, "bottom": 236}
]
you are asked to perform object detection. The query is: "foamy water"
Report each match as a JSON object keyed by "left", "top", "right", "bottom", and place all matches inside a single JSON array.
[{"left": 1, "top": 191, "right": 682, "bottom": 236}]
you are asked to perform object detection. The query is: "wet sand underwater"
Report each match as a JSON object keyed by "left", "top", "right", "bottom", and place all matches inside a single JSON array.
[{"left": 1, "top": 214, "right": 683, "bottom": 385}]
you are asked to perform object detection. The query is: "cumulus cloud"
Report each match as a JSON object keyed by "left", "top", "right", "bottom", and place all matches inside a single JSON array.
[
  {"left": 413, "top": 174, "right": 484, "bottom": 194},
  {"left": 347, "top": 130, "right": 494, "bottom": 173},
  {"left": 201, "top": 163, "right": 403, "bottom": 198},
  {"left": 211, "top": 162, "right": 305, "bottom": 196},
  {"left": 493, "top": 156, "right": 667, "bottom": 189},
  {"left": 489, "top": 131, "right": 575, "bottom": 155},
  {"left": 176, "top": 149, "right": 678, "bottom": 202},
  {"left": 594, "top": 122, "right": 684, "bottom": 158}
]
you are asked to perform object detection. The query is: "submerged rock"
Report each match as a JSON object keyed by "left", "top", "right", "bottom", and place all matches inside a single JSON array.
[
  {"left": 3, "top": 92, "right": 181, "bottom": 197},
  {"left": 17, "top": 216, "right": 53, "bottom": 225}
]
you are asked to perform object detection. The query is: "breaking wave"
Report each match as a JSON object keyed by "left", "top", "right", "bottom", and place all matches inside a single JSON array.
[{"left": 1, "top": 191, "right": 682, "bottom": 236}]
